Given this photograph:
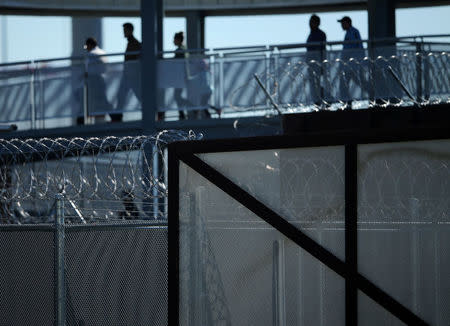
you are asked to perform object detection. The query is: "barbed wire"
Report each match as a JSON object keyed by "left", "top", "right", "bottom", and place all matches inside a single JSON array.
[
  {"left": 229, "top": 51, "right": 450, "bottom": 112},
  {"left": 0, "top": 130, "right": 201, "bottom": 224}
]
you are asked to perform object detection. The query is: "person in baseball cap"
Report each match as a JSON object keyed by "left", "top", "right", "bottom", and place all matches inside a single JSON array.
[
  {"left": 337, "top": 16, "right": 352, "bottom": 24},
  {"left": 338, "top": 16, "right": 362, "bottom": 50}
]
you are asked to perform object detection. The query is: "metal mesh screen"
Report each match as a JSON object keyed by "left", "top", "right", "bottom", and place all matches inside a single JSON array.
[
  {"left": 0, "top": 227, "right": 55, "bottom": 325},
  {"left": 64, "top": 224, "right": 168, "bottom": 326},
  {"left": 179, "top": 162, "right": 345, "bottom": 326},
  {"left": 358, "top": 140, "right": 450, "bottom": 326},
  {"left": 198, "top": 147, "right": 345, "bottom": 260}
]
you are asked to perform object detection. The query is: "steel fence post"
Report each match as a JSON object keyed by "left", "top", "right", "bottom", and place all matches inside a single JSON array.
[
  {"left": 55, "top": 193, "right": 66, "bottom": 326},
  {"left": 273, "top": 239, "right": 286, "bottom": 326}
]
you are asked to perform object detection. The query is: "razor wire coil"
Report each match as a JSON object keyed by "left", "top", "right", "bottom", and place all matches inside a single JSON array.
[{"left": 0, "top": 130, "right": 201, "bottom": 223}]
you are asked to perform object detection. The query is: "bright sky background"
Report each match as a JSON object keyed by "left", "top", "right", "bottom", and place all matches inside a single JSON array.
[{"left": 0, "top": 5, "right": 449, "bottom": 63}]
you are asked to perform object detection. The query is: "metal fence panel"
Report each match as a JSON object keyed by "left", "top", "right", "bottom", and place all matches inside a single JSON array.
[
  {"left": 0, "top": 227, "right": 55, "bottom": 325},
  {"left": 64, "top": 224, "right": 168, "bottom": 326}
]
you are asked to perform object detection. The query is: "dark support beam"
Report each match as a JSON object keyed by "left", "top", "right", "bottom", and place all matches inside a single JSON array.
[
  {"left": 186, "top": 11, "right": 205, "bottom": 51},
  {"left": 141, "top": 0, "right": 163, "bottom": 134},
  {"left": 368, "top": 0, "right": 396, "bottom": 40}
]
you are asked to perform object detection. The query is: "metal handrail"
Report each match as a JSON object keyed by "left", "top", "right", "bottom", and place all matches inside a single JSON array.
[{"left": 0, "top": 34, "right": 449, "bottom": 67}]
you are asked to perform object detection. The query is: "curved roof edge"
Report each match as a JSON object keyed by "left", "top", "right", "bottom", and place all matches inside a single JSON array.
[{"left": 0, "top": 0, "right": 447, "bottom": 16}]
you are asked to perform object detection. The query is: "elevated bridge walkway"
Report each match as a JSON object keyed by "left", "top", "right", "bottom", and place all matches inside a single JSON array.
[{"left": 0, "top": 35, "right": 448, "bottom": 139}]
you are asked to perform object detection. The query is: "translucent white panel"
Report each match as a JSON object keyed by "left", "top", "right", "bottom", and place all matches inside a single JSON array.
[
  {"left": 198, "top": 146, "right": 345, "bottom": 260},
  {"left": 179, "top": 162, "right": 345, "bottom": 326},
  {"left": 358, "top": 140, "right": 450, "bottom": 326}
]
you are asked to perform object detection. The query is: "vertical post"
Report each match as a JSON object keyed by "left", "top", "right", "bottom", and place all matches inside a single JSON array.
[
  {"left": 434, "top": 229, "right": 441, "bottom": 325},
  {"left": 38, "top": 69, "right": 45, "bottom": 129},
  {"left": 1, "top": 16, "right": 7, "bottom": 63},
  {"left": 168, "top": 145, "right": 180, "bottom": 326},
  {"left": 83, "top": 58, "right": 89, "bottom": 125},
  {"left": 219, "top": 53, "right": 224, "bottom": 109},
  {"left": 410, "top": 198, "right": 420, "bottom": 314},
  {"left": 423, "top": 44, "right": 430, "bottom": 102},
  {"left": 273, "top": 239, "right": 286, "bottom": 326},
  {"left": 55, "top": 193, "right": 66, "bottom": 326},
  {"left": 30, "top": 61, "right": 36, "bottom": 130},
  {"left": 163, "top": 147, "right": 169, "bottom": 218},
  {"left": 265, "top": 51, "right": 271, "bottom": 109},
  {"left": 194, "top": 187, "right": 207, "bottom": 326},
  {"left": 141, "top": 0, "right": 161, "bottom": 134},
  {"left": 273, "top": 47, "right": 280, "bottom": 105},
  {"left": 367, "top": 40, "right": 376, "bottom": 105},
  {"left": 210, "top": 55, "right": 217, "bottom": 111},
  {"left": 415, "top": 42, "right": 423, "bottom": 104},
  {"left": 319, "top": 45, "right": 325, "bottom": 106},
  {"left": 345, "top": 144, "right": 358, "bottom": 326}
]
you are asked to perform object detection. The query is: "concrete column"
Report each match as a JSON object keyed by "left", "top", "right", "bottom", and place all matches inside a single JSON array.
[
  {"left": 186, "top": 11, "right": 205, "bottom": 51},
  {"left": 141, "top": 0, "right": 163, "bottom": 132},
  {"left": 71, "top": 17, "right": 103, "bottom": 56},
  {"left": 1, "top": 16, "right": 7, "bottom": 63},
  {"left": 368, "top": 0, "right": 396, "bottom": 40}
]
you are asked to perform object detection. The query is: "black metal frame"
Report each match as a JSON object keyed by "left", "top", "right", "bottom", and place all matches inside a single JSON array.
[{"left": 168, "top": 125, "right": 450, "bottom": 326}]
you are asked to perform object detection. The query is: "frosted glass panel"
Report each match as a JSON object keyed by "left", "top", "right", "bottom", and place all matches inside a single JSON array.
[
  {"left": 179, "top": 162, "right": 345, "bottom": 326},
  {"left": 358, "top": 140, "right": 450, "bottom": 326},
  {"left": 198, "top": 147, "right": 345, "bottom": 260}
]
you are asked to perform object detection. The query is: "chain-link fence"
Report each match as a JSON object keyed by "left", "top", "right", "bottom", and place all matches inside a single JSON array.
[{"left": 0, "top": 131, "right": 199, "bottom": 326}]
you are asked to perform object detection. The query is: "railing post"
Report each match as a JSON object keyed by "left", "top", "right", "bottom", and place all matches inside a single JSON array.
[
  {"left": 423, "top": 43, "right": 430, "bottom": 102},
  {"left": 415, "top": 42, "right": 423, "bottom": 104},
  {"left": 218, "top": 52, "right": 224, "bottom": 110},
  {"left": 83, "top": 56, "right": 89, "bottom": 125},
  {"left": 368, "top": 40, "right": 376, "bottom": 105},
  {"left": 320, "top": 44, "right": 325, "bottom": 106},
  {"left": 55, "top": 193, "right": 66, "bottom": 326},
  {"left": 30, "top": 61, "right": 36, "bottom": 130},
  {"left": 209, "top": 55, "right": 217, "bottom": 114}
]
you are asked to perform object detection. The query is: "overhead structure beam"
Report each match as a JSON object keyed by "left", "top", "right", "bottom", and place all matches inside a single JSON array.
[{"left": 0, "top": 0, "right": 449, "bottom": 17}]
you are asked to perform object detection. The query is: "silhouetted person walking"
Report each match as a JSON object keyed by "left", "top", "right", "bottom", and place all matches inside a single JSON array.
[
  {"left": 114, "top": 22, "right": 142, "bottom": 122},
  {"left": 306, "top": 14, "right": 326, "bottom": 53},
  {"left": 306, "top": 14, "right": 326, "bottom": 106},
  {"left": 338, "top": 16, "right": 366, "bottom": 109},
  {"left": 164, "top": 31, "right": 190, "bottom": 121},
  {"left": 338, "top": 16, "right": 364, "bottom": 57},
  {"left": 81, "top": 37, "right": 111, "bottom": 124}
]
